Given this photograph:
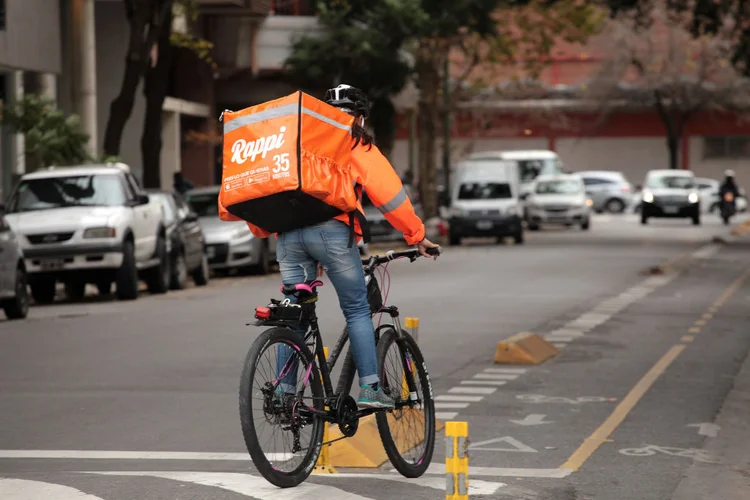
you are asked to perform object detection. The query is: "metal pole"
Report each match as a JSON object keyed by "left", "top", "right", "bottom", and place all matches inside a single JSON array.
[{"left": 442, "top": 54, "right": 451, "bottom": 203}]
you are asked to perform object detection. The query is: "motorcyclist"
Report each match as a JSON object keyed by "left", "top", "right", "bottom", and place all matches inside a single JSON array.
[
  {"left": 266, "top": 84, "right": 441, "bottom": 409},
  {"left": 719, "top": 169, "right": 740, "bottom": 199}
]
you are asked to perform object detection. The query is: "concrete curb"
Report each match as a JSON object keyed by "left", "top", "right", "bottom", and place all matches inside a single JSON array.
[{"left": 669, "top": 345, "right": 750, "bottom": 499}]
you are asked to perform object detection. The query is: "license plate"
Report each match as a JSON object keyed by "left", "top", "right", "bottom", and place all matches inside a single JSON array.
[
  {"left": 476, "top": 221, "right": 493, "bottom": 230},
  {"left": 663, "top": 206, "right": 678, "bottom": 214},
  {"left": 40, "top": 258, "right": 65, "bottom": 270},
  {"left": 207, "top": 247, "right": 216, "bottom": 258}
]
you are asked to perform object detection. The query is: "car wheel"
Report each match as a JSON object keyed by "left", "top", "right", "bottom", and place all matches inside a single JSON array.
[
  {"left": 449, "top": 233, "right": 461, "bottom": 246},
  {"left": 605, "top": 198, "right": 626, "bottom": 213},
  {"left": 527, "top": 224, "right": 540, "bottom": 231},
  {"left": 30, "top": 279, "right": 56, "bottom": 304},
  {"left": 146, "top": 236, "right": 171, "bottom": 294},
  {"left": 96, "top": 280, "right": 113, "bottom": 296},
  {"left": 64, "top": 281, "right": 87, "bottom": 301},
  {"left": 170, "top": 250, "right": 189, "bottom": 290},
  {"left": 641, "top": 213, "right": 649, "bottom": 225},
  {"left": 692, "top": 214, "right": 701, "bottom": 226},
  {"left": 192, "top": 253, "right": 210, "bottom": 287},
  {"left": 116, "top": 240, "right": 139, "bottom": 301},
  {"left": 3, "top": 265, "right": 29, "bottom": 320},
  {"left": 513, "top": 231, "right": 524, "bottom": 244},
  {"left": 581, "top": 218, "right": 590, "bottom": 230}
]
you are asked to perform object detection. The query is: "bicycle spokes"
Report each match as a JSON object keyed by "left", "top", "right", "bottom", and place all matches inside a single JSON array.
[
  {"left": 250, "top": 340, "right": 318, "bottom": 472},
  {"left": 380, "top": 342, "right": 428, "bottom": 464}
]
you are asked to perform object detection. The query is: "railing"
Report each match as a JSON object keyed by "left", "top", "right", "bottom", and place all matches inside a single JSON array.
[{"left": 269, "top": 0, "right": 317, "bottom": 15}]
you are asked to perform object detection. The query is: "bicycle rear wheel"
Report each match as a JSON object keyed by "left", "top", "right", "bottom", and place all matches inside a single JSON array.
[
  {"left": 375, "top": 326, "right": 435, "bottom": 477},
  {"left": 239, "top": 327, "right": 325, "bottom": 487}
]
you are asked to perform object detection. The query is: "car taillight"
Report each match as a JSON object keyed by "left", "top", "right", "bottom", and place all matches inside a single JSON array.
[{"left": 255, "top": 307, "right": 271, "bottom": 319}]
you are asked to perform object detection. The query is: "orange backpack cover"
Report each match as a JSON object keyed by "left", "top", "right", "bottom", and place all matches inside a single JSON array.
[{"left": 218, "top": 91, "right": 363, "bottom": 236}]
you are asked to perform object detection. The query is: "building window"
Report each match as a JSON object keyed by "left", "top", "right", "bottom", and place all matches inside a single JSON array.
[
  {"left": 0, "top": 0, "right": 5, "bottom": 30},
  {"left": 704, "top": 136, "right": 750, "bottom": 159}
]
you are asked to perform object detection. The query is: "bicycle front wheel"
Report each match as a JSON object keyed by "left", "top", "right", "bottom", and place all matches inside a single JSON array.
[
  {"left": 375, "top": 326, "right": 435, "bottom": 477},
  {"left": 238, "top": 327, "right": 325, "bottom": 488}
]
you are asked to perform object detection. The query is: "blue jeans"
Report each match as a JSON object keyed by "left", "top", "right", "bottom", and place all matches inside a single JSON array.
[{"left": 274, "top": 219, "right": 379, "bottom": 393}]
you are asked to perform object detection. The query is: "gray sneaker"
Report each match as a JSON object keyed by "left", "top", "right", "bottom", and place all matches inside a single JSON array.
[{"left": 358, "top": 384, "right": 395, "bottom": 409}]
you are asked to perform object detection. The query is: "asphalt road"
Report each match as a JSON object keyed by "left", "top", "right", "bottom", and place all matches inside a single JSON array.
[{"left": 1, "top": 213, "right": 750, "bottom": 499}]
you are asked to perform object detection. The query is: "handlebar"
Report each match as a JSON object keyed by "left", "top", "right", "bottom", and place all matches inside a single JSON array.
[{"left": 362, "top": 246, "right": 441, "bottom": 270}]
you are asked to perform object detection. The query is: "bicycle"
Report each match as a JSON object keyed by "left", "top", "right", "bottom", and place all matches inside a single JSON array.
[{"left": 238, "top": 246, "right": 441, "bottom": 488}]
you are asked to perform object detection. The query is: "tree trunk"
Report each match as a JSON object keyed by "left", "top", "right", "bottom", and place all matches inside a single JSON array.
[
  {"left": 141, "top": 1, "right": 174, "bottom": 189},
  {"left": 103, "top": 0, "right": 171, "bottom": 158},
  {"left": 369, "top": 96, "right": 396, "bottom": 159},
  {"left": 415, "top": 49, "right": 441, "bottom": 220},
  {"left": 667, "top": 133, "right": 679, "bottom": 169}
]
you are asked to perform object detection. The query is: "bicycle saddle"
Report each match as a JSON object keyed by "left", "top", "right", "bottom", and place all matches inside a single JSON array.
[{"left": 280, "top": 280, "right": 324, "bottom": 297}]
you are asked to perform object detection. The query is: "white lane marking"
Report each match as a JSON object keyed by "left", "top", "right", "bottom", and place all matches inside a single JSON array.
[
  {"left": 449, "top": 387, "right": 497, "bottom": 395},
  {"left": 436, "top": 395, "right": 484, "bottom": 402},
  {"left": 692, "top": 244, "right": 720, "bottom": 259},
  {"left": 0, "top": 450, "right": 252, "bottom": 461},
  {"left": 484, "top": 368, "right": 528, "bottom": 374},
  {"left": 420, "top": 464, "right": 573, "bottom": 478},
  {"left": 460, "top": 380, "right": 507, "bottom": 386},
  {"left": 313, "top": 473, "right": 506, "bottom": 495},
  {"left": 544, "top": 335, "right": 577, "bottom": 343},
  {"left": 687, "top": 422, "right": 721, "bottom": 437},
  {"left": 473, "top": 373, "right": 519, "bottom": 380},
  {"left": 435, "top": 402, "right": 470, "bottom": 409},
  {"left": 0, "top": 478, "right": 105, "bottom": 500},
  {"left": 509, "top": 414, "right": 553, "bottom": 426},
  {"left": 470, "top": 437, "right": 538, "bottom": 453},
  {"left": 546, "top": 329, "right": 585, "bottom": 337},
  {"left": 87, "top": 471, "right": 374, "bottom": 499},
  {"left": 552, "top": 343, "right": 567, "bottom": 349},
  {"left": 436, "top": 411, "right": 459, "bottom": 419}
]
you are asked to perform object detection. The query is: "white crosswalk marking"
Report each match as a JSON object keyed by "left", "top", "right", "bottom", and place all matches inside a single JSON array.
[
  {"left": 0, "top": 478, "right": 105, "bottom": 500},
  {"left": 88, "top": 471, "right": 376, "bottom": 499}
]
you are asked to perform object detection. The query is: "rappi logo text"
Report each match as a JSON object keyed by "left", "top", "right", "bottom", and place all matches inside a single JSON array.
[{"left": 230, "top": 126, "right": 286, "bottom": 165}]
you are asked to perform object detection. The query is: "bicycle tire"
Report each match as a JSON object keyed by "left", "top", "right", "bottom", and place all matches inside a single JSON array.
[
  {"left": 238, "top": 327, "right": 325, "bottom": 488},
  {"left": 375, "top": 327, "right": 435, "bottom": 477}
]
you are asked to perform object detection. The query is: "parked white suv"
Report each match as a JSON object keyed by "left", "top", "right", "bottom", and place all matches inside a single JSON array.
[{"left": 3, "top": 163, "right": 170, "bottom": 303}]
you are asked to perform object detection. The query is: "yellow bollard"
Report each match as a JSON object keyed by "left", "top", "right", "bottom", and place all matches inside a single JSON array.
[
  {"left": 313, "top": 347, "right": 337, "bottom": 474},
  {"left": 445, "top": 421, "right": 469, "bottom": 500},
  {"left": 405, "top": 317, "right": 419, "bottom": 343}
]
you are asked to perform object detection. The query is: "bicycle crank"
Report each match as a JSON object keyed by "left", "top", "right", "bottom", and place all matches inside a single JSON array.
[{"left": 335, "top": 393, "right": 359, "bottom": 437}]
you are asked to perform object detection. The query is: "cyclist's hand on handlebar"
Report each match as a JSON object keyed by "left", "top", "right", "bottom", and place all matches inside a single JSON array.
[{"left": 417, "top": 237, "right": 441, "bottom": 259}]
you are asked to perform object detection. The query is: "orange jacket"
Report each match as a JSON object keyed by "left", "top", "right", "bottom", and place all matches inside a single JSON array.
[{"left": 245, "top": 142, "right": 426, "bottom": 245}]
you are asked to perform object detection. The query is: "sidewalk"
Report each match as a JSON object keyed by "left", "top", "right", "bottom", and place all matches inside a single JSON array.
[{"left": 670, "top": 346, "right": 750, "bottom": 500}]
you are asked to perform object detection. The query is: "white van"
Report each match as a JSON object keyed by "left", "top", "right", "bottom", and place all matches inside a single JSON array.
[
  {"left": 465, "top": 150, "right": 565, "bottom": 197},
  {"left": 447, "top": 158, "right": 523, "bottom": 246}
]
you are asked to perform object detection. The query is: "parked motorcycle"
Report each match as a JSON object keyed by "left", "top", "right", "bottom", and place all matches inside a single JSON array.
[{"left": 720, "top": 192, "right": 736, "bottom": 225}]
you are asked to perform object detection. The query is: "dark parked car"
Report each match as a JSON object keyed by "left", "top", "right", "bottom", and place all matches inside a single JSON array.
[{"left": 148, "top": 190, "right": 210, "bottom": 289}]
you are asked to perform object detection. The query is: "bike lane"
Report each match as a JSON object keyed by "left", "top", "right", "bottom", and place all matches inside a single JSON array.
[{"left": 414, "top": 242, "right": 750, "bottom": 499}]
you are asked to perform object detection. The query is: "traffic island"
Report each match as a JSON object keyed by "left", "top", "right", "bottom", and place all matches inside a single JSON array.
[
  {"left": 324, "top": 409, "right": 445, "bottom": 468},
  {"left": 493, "top": 331, "right": 559, "bottom": 365}
]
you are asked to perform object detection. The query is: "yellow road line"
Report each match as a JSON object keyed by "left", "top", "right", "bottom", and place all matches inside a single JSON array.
[
  {"left": 688, "top": 327, "right": 701, "bottom": 334},
  {"left": 559, "top": 344, "right": 686, "bottom": 472},
  {"left": 560, "top": 267, "right": 750, "bottom": 473},
  {"left": 681, "top": 335, "right": 695, "bottom": 342}
]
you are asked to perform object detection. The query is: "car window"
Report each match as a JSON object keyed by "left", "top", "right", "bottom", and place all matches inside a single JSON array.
[
  {"left": 125, "top": 174, "right": 143, "bottom": 195},
  {"left": 6, "top": 174, "right": 127, "bottom": 213},
  {"left": 517, "top": 159, "right": 560, "bottom": 183},
  {"left": 185, "top": 191, "right": 219, "bottom": 217},
  {"left": 535, "top": 179, "right": 583, "bottom": 194},
  {"left": 458, "top": 182, "right": 512, "bottom": 200},
  {"left": 646, "top": 175, "right": 695, "bottom": 189}
]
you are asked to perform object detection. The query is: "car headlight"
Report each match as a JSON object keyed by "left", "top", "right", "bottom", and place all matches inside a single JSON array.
[
  {"left": 688, "top": 192, "right": 699, "bottom": 203},
  {"left": 586, "top": 199, "right": 593, "bottom": 207},
  {"left": 506, "top": 205, "right": 518, "bottom": 216},
  {"left": 83, "top": 227, "right": 116, "bottom": 238},
  {"left": 642, "top": 191, "right": 654, "bottom": 203}
]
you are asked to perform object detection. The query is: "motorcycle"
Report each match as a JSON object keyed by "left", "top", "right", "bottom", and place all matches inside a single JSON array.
[{"left": 720, "top": 192, "right": 736, "bottom": 225}]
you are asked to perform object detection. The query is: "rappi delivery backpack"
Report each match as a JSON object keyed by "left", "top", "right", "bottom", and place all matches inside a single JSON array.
[{"left": 218, "top": 90, "right": 370, "bottom": 247}]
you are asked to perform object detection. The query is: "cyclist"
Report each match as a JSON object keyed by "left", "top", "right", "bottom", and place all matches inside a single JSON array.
[
  {"left": 719, "top": 169, "right": 740, "bottom": 199},
  {"left": 253, "top": 84, "right": 441, "bottom": 409}
]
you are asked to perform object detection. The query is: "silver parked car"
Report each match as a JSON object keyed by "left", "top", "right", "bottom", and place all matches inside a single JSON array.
[
  {"left": 577, "top": 170, "right": 635, "bottom": 213},
  {"left": 184, "top": 186, "right": 277, "bottom": 275},
  {"left": 0, "top": 205, "right": 30, "bottom": 320}
]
